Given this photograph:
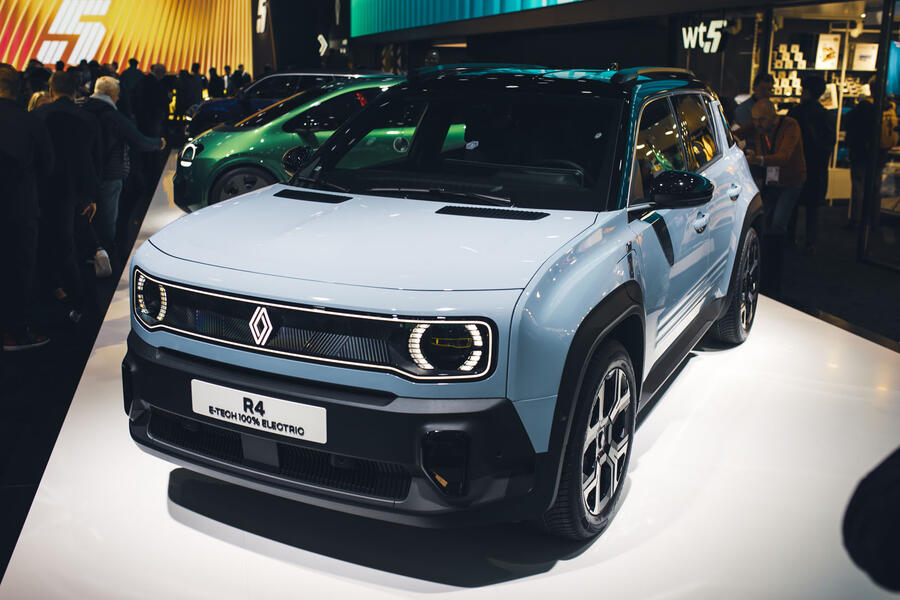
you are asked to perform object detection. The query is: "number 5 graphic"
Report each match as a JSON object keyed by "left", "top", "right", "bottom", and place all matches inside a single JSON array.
[{"left": 36, "top": 0, "right": 111, "bottom": 66}]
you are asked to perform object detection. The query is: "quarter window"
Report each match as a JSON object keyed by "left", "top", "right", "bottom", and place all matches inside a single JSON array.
[
  {"left": 674, "top": 94, "right": 719, "bottom": 170},
  {"left": 630, "top": 97, "right": 686, "bottom": 202}
]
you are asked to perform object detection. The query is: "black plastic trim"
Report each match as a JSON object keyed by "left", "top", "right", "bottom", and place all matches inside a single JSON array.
[
  {"left": 435, "top": 205, "right": 549, "bottom": 220},
  {"left": 273, "top": 188, "right": 351, "bottom": 203}
]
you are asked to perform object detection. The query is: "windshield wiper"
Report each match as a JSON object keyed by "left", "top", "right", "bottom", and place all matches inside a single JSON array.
[
  {"left": 364, "top": 186, "right": 512, "bottom": 207},
  {"left": 291, "top": 175, "right": 351, "bottom": 193}
]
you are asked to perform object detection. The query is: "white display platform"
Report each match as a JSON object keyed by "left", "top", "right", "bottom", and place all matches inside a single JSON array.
[{"left": 2, "top": 155, "right": 899, "bottom": 599}]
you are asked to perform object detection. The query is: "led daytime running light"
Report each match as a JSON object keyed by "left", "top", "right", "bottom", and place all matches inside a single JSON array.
[
  {"left": 408, "top": 323, "right": 434, "bottom": 370},
  {"left": 135, "top": 272, "right": 168, "bottom": 323}
]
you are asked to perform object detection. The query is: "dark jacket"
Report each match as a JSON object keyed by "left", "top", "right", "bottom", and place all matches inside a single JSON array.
[
  {"left": 32, "top": 97, "right": 103, "bottom": 211},
  {"left": 208, "top": 74, "right": 225, "bottom": 98},
  {"left": 118, "top": 65, "right": 144, "bottom": 117},
  {"left": 82, "top": 95, "right": 163, "bottom": 180},
  {"left": 136, "top": 74, "right": 170, "bottom": 136},
  {"left": 789, "top": 99, "right": 836, "bottom": 174},
  {"left": 845, "top": 99, "right": 876, "bottom": 162},
  {"left": 0, "top": 97, "right": 54, "bottom": 221}
]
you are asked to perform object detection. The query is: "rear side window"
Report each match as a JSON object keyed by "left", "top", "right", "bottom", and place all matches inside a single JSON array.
[
  {"left": 674, "top": 94, "right": 719, "bottom": 170},
  {"left": 630, "top": 97, "right": 686, "bottom": 202}
]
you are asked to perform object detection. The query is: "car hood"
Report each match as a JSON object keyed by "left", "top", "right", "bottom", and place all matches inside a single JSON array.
[{"left": 150, "top": 184, "right": 598, "bottom": 291}]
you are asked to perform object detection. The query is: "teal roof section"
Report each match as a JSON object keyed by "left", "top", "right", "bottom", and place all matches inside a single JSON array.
[{"left": 350, "top": 0, "right": 587, "bottom": 38}]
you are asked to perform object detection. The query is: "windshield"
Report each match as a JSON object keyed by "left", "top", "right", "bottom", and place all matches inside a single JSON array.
[
  {"left": 233, "top": 85, "right": 333, "bottom": 129},
  {"left": 294, "top": 80, "right": 623, "bottom": 211}
]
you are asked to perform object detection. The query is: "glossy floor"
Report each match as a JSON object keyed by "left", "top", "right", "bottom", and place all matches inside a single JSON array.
[{"left": 1, "top": 156, "right": 898, "bottom": 598}]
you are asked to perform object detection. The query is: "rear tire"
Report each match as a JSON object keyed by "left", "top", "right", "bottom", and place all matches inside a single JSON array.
[
  {"left": 209, "top": 166, "right": 276, "bottom": 205},
  {"left": 713, "top": 226, "right": 760, "bottom": 345},
  {"left": 539, "top": 340, "right": 636, "bottom": 540}
]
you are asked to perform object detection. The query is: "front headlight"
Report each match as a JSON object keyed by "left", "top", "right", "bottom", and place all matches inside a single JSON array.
[
  {"left": 407, "top": 322, "right": 487, "bottom": 375},
  {"left": 134, "top": 271, "right": 167, "bottom": 325},
  {"left": 179, "top": 141, "right": 203, "bottom": 167}
]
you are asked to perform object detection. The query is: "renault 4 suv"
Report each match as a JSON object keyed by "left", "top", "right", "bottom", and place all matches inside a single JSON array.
[
  {"left": 174, "top": 76, "right": 400, "bottom": 212},
  {"left": 124, "top": 65, "right": 762, "bottom": 540}
]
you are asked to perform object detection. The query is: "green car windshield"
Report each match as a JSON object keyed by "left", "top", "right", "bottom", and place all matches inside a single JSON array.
[
  {"left": 233, "top": 85, "right": 335, "bottom": 130},
  {"left": 296, "top": 85, "right": 623, "bottom": 211}
]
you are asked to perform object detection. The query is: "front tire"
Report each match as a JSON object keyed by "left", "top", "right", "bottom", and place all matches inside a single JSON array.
[
  {"left": 540, "top": 340, "right": 636, "bottom": 540},
  {"left": 713, "top": 226, "right": 760, "bottom": 345},
  {"left": 209, "top": 166, "right": 276, "bottom": 205}
]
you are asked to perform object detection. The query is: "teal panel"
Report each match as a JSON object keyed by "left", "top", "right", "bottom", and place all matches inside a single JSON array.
[{"left": 350, "top": 0, "right": 586, "bottom": 37}]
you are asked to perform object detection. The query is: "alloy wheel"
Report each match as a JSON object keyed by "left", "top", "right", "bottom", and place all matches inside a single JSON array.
[
  {"left": 740, "top": 235, "right": 760, "bottom": 332},
  {"left": 582, "top": 365, "right": 631, "bottom": 517},
  {"left": 219, "top": 173, "right": 269, "bottom": 202}
]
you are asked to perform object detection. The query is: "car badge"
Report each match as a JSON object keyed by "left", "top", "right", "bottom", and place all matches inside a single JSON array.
[{"left": 249, "top": 306, "right": 273, "bottom": 346}]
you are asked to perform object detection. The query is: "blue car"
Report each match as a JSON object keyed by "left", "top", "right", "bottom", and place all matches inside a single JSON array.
[{"left": 124, "top": 65, "right": 762, "bottom": 540}]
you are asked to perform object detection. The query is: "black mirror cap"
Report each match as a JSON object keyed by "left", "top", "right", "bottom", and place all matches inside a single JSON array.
[
  {"left": 649, "top": 170, "right": 714, "bottom": 207},
  {"left": 282, "top": 146, "right": 314, "bottom": 175}
]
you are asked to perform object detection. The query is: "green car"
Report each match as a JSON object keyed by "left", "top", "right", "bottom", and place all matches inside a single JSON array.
[{"left": 173, "top": 77, "right": 402, "bottom": 212}]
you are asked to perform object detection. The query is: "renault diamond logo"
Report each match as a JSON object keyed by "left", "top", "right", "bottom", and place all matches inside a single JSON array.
[{"left": 249, "top": 306, "right": 273, "bottom": 346}]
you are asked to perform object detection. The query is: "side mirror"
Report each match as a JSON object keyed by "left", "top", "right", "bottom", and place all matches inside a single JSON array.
[
  {"left": 282, "top": 146, "right": 314, "bottom": 174},
  {"left": 649, "top": 170, "right": 713, "bottom": 207}
]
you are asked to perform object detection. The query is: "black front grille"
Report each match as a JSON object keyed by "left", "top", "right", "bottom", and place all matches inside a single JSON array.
[
  {"left": 148, "top": 410, "right": 411, "bottom": 501},
  {"left": 149, "top": 408, "right": 243, "bottom": 462},
  {"left": 279, "top": 444, "right": 411, "bottom": 501}
]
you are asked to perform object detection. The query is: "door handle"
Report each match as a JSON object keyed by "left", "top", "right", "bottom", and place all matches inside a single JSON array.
[
  {"left": 693, "top": 212, "right": 709, "bottom": 233},
  {"left": 728, "top": 183, "right": 742, "bottom": 201}
]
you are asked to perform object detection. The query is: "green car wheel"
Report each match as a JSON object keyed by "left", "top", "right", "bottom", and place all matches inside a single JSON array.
[{"left": 210, "top": 167, "right": 277, "bottom": 205}]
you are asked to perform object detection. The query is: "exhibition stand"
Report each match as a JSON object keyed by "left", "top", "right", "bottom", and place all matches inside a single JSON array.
[{"left": 0, "top": 155, "right": 898, "bottom": 598}]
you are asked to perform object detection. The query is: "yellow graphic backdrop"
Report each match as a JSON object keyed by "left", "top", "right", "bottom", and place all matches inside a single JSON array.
[{"left": 0, "top": 0, "right": 252, "bottom": 73}]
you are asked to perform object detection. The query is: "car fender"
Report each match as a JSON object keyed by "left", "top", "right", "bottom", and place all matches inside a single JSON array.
[{"left": 506, "top": 210, "right": 637, "bottom": 452}]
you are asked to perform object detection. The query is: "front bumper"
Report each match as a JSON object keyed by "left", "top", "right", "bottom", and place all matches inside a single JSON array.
[
  {"left": 124, "top": 333, "right": 552, "bottom": 527},
  {"left": 172, "top": 167, "right": 203, "bottom": 213}
]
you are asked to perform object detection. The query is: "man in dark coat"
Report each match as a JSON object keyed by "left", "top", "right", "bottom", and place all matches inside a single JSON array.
[
  {"left": 0, "top": 63, "right": 54, "bottom": 350},
  {"left": 118, "top": 58, "right": 144, "bottom": 119},
  {"left": 83, "top": 76, "right": 165, "bottom": 253},
  {"left": 788, "top": 76, "right": 836, "bottom": 251},
  {"left": 136, "top": 64, "right": 170, "bottom": 138},
  {"left": 33, "top": 71, "right": 105, "bottom": 319},
  {"left": 207, "top": 67, "right": 224, "bottom": 98}
]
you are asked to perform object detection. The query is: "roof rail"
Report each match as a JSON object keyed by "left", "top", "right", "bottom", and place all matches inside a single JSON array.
[
  {"left": 408, "top": 62, "right": 548, "bottom": 80},
  {"left": 610, "top": 67, "right": 696, "bottom": 84}
]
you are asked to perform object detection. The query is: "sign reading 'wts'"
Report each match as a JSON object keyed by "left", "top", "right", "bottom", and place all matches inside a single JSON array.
[{"left": 682, "top": 20, "right": 728, "bottom": 54}]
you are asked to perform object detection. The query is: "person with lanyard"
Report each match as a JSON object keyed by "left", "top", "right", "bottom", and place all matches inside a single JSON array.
[{"left": 738, "top": 99, "right": 806, "bottom": 297}]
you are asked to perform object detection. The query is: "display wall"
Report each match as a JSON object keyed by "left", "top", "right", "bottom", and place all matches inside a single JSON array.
[
  {"left": 0, "top": 0, "right": 253, "bottom": 72},
  {"left": 350, "top": 0, "right": 587, "bottom": 37}
]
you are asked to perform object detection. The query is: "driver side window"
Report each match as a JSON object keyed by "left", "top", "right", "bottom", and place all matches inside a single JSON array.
[{"left": 630, "top": 97, "right": 686, "bottom": 203}]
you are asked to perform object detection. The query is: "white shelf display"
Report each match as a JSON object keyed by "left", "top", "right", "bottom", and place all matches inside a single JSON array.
[{"left": 815, "top": 33, "right": 841, "bottom": 70}]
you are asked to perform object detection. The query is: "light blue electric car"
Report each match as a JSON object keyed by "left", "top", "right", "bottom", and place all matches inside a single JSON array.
[{"left": 124, "top": 65, "right": 762, "bottom": 540}]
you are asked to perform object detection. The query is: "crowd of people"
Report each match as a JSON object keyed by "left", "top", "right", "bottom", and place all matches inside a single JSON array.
[
  {"left": 729, "top": 73, "right": 891, "bottom": 297},
  {"left": 0, "top": 56, "right": 254, "bottom": 352}
]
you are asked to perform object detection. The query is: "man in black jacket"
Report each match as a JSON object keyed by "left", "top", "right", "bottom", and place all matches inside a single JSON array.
[
  {"left": 788, "top": 76, "right": 836, "bottom": 251},
  {"left": 33, "top": 71, "right": 106, "bottom": 321},
  {"left": 83, "top": 76, "right": 165, "bottom": 253},
  {"left": 0, "top": 63, "right": 55, "bottom": 351}
]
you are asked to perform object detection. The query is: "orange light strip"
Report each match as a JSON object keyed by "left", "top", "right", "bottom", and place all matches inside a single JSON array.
[{"left": 0, "top": 0, "right": 252, "bottom": 75}]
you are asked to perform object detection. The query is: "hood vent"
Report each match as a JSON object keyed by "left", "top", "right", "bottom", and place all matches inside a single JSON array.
[
  {"left": 436, "top": 205, "right": 549, "bottom": 221},
  {"left": 274, "top": 189, "right": 351, "bottom": 203}
]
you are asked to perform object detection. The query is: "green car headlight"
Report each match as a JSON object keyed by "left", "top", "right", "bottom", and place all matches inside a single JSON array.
[
  {"left": 179, "top": 141, "right": 203, "bottom": 167},
  {"left": 134, "top": 270, "right": 168, "bottom": 325},
  {"left": 407, "top": 322, "right": 489, "bottom": 375}
]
